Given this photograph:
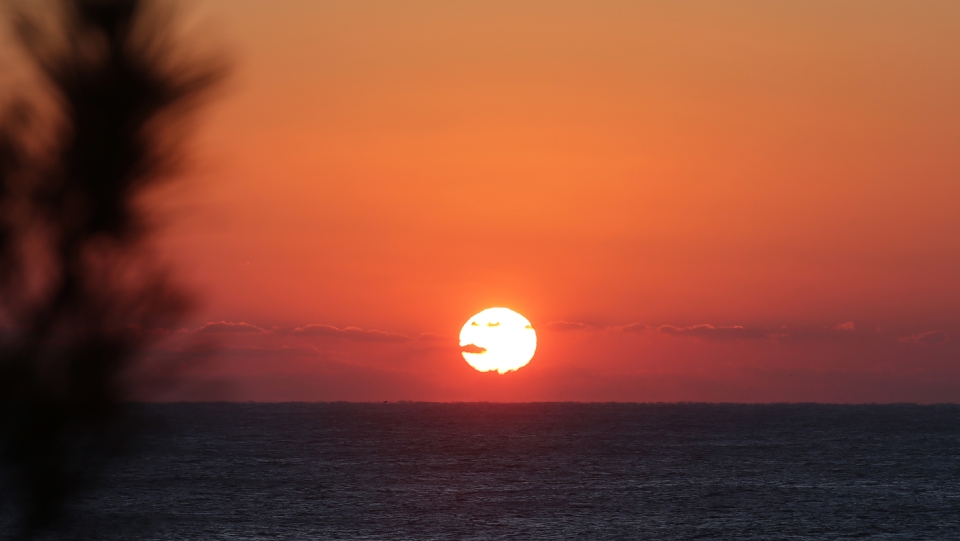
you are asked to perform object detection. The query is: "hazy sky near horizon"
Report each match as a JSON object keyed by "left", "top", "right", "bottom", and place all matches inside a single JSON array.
[{"left": 129, "top": 0, "right": 960, "bottom": 401}]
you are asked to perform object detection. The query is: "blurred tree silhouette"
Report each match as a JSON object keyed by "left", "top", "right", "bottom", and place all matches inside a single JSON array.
[{"left": 0, "top": 0, "right": 224, "bottom": 536}]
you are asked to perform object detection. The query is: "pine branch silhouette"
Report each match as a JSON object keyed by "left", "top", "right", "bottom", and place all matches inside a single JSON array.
[{"left": 0, "top": 0, "right": 225, "bottom": 536}]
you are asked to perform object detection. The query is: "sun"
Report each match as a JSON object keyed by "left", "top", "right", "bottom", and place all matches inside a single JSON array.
[{"left": 460, "top": 307, "right": 537, "bottom": 374}]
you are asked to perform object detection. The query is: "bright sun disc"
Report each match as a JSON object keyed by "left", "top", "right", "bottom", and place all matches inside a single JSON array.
[{"left": 460, "top": 308, "right": 537, "bottom": 374}]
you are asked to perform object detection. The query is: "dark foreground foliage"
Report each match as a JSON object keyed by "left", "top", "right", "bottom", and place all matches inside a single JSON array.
[{"left": 0, "top": 0, "right": 223, "bottom": 536}]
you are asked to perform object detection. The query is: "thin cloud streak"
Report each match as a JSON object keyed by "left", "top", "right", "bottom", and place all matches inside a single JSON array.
[
  {"left": 899, "top": 330, "right": 950, "bottom": 345},
  {"left": 196, "top": 321, "right": 266, "bottom": 333},
  {"left": 292, "top": 324, "right": 409, "bottom": 343},
  {"left": 154, "top": 344, "right": 322, "bottom": 359},
  {"left": 461, "top": 344, "right": 487, "bottom": 354},
  {"left": 618, "top": 323, "right": 649, "bottom": 334},
  {"left": 545, "top": 321, "right": 592, "bottom": 332},
  {"left": 657, "top": 324, "right": 772, "bottom": 341}
]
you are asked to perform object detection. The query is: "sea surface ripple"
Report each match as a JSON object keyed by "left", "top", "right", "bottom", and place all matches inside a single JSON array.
[{"left": 6, "top": 403, "right": 960, "bottom": 540}]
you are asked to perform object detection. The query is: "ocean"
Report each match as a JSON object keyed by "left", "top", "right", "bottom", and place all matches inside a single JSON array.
[{"left": 7, "top": 403, "right": 960, "bottom": 540}]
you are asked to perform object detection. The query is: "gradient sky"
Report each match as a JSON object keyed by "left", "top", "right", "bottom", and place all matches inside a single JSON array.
[{"left": 143, "top": 0, "right": 959, "bottom": 402}]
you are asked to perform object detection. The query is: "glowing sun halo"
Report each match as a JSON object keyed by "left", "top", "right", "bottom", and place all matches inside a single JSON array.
[{"left": 460, "top": 308, "right": 537, "bottom": 374}]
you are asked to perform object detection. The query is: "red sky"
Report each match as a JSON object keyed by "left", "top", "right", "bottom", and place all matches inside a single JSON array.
[{"left": 144, "top": 0, "right": 959, "bottom": 402}]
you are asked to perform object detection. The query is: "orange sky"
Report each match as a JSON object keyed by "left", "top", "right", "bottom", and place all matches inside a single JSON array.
[{"left": 145, "top": 0, "right": 959, "bottom": 402}]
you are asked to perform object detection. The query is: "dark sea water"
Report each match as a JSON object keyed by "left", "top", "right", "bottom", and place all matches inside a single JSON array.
[{"left": 10, "top": 403, "right": 960, "bottom": 540}]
